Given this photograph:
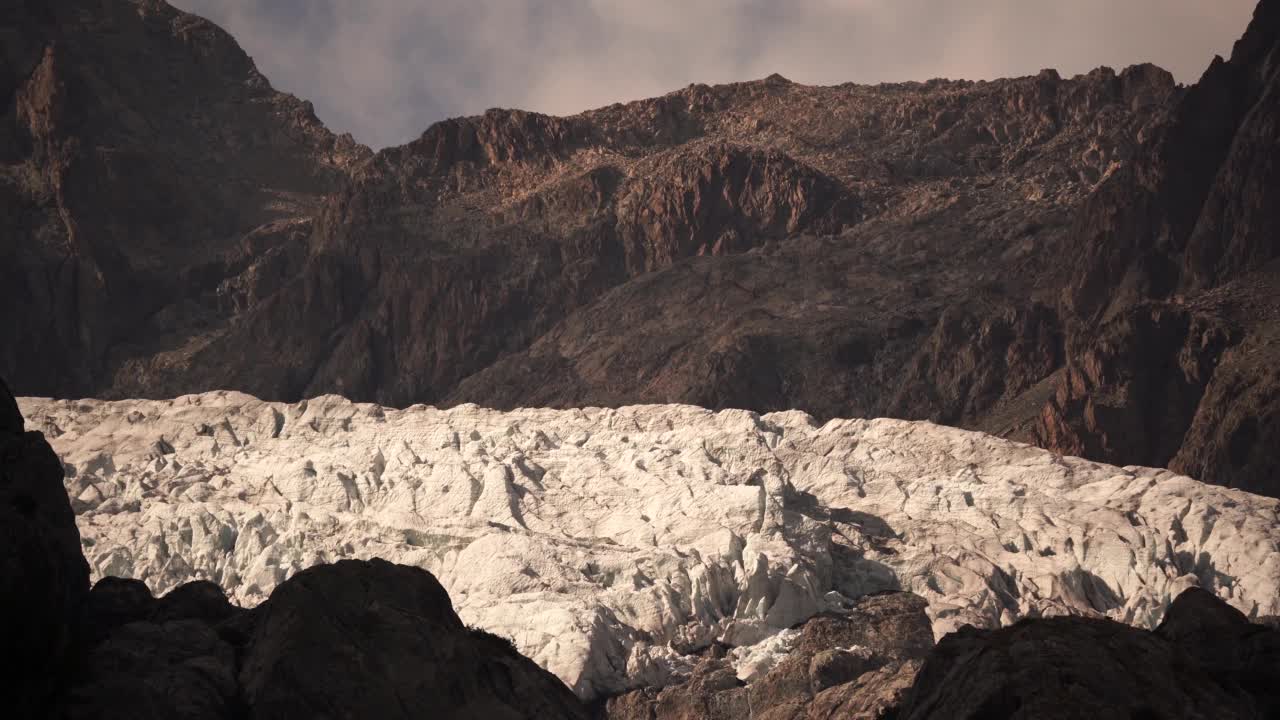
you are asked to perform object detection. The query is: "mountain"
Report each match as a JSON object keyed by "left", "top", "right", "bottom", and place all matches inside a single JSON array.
[
  {"left": 20, "top": 392, "right": 1279, "bottom": 701},
  {"left": 2, "top": 0, "right": 1278, "bottom": 499},
  {"left": 1038, "top": 0, "right": 1280, "bottom": 497},
  {"left": 0, "top": 0, "right": 368, "bottom": 398}
]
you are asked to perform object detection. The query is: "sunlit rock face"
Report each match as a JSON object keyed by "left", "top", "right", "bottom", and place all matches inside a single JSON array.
[{"left": 18, "top": 393, "right": 1280, "bottom": 700}]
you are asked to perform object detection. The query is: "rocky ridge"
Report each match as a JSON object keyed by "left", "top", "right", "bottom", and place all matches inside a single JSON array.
[
  {"left": 163, "top": 62, "right": 1177, "bottom": 410},
  {"left": 5, "top": 0, "right": 1278, "bottom": 496},
  {"left": 447, "top": 0, "right": 1280, "bottom": 499},
  {"left": 20, "top": 392, "right": 1280, "bottom": 702}
]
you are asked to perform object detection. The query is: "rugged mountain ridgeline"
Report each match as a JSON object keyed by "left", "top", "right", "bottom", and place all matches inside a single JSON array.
[{"left": 3, "top": 0, "right": 1278, "bottom": 498}]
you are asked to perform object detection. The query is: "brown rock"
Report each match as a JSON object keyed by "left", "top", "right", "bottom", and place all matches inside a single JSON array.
[
  {"left": 239, "top": 558, "right": 588, "bottom": 720},
  {"left": 604, "top": 592, "right": 933, "bottom": 720},
  {"left": 3, "top": 0, "right": 1279, "bottom": 500},
  {"left": 894, "top": 588, "right": 1280, "bottom": 719},
  {"left": 807, "top": 660, "right": 922, "bottom": 720},
  {"left": 0, "top": 0, "right": 368, "bottom": 399},
  {"left": 808, "top": 646, "right": 881, "bottom": 693}
]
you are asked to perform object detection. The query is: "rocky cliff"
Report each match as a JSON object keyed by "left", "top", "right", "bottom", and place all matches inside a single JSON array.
[
  {"left": 1034, "top": 0, "right": 1280, "bottom": 498},
  {"left": 0, "top": 0, "right": 368, "bottom": 400},
  {"left": 3, "top": 0, "right": 1279, "bottom": 498}
]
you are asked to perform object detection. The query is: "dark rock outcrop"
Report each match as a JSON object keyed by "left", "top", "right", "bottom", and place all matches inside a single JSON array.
[
  {"left": 0, "top": 376, "right": 90, "bottom": 717},
  {"left": 893, "top": 590, "right": 1280, "bottom": 719},
  {"left": 1154, "top": 588, "right": 1280, "bottom": 716},
  {"left": 54, "top": 562, "right": 591, "bottom": 720},
  {"left": 1, "top": 376, "right": 23, "bottom": 432},
  {"left": 46, "top": 566, "right": 591, "bottom": 720},
  {"left": 56, "top": 585, "right": 243, "bottom": 720},
  {"left": 603, "top": 592, "right": 935, "bottom": 720}
]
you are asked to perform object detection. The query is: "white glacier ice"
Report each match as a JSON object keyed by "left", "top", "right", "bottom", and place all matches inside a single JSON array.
[{"left": 18, "top": 393, "right": 1280, "bottom": 699}]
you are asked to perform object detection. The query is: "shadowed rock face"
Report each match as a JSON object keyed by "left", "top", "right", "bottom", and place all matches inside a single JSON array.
[
  {"left": 0, "top": 0, "right": 368, "bottom": 400},
  {"left": 52, "top": 562, "right": 592, "bottom": 720},
  {"left": 603, "top": 593, "right": 936, "bottom": 720},
  {"left": 1, "top": 376, "right": 23, "bottom": 432},
  {"left": 1032, "top": 0, "right": 1280, "bottom": 499},
  {"left": 0, "top": 375, "right": 89, "bottom": 717}
]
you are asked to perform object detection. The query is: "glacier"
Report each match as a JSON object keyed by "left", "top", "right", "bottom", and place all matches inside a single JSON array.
[{"left": 18, "top": 392, "right": 1280, "bottom": 699}]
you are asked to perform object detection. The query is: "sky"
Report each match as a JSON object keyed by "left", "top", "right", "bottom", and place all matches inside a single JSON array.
[{"left": 172, "top": 0, "right": 1259, "bottom": 150}]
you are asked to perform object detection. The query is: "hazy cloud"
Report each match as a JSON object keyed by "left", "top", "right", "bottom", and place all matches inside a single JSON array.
[{"left": 172, "top": 0, "right": 1259, "bottom": 149}]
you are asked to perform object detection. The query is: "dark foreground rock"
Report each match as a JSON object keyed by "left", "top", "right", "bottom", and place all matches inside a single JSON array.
[
  {"left": 3, "top": 0, "right": 1279, "bottom": 496},
  {"left": 602, "top": 593, "right": 935, "bottom": 720},
  {"left": 894, "top": 590, "right": 1280, "bottom": 720},
  {"left": 238, "top": 559, "right": 589, "bottom": 720}
]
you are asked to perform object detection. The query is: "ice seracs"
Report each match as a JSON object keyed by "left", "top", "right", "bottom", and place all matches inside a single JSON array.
[{"left": 18, "top": 393, "right": 1280, "bottom": 700}]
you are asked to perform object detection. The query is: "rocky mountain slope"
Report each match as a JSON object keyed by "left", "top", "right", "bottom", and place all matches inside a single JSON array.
[
  {"left": 20, "top": 391, "right": 1279, "bottom": 703},
  {"left": 1033, "top": 0, "right": 1280, "bottom": 498},
  {"left": 447, "top": 0, "right": 1280, "bottom": 498},
  {"left": 206, "top": 62, "right": 1169, "bottom": 409},
  {"left": 6, "top": 0, "right": 1278, "bottom": 497},
  {"left": 0, "top": 0, "right": 368, "bottom": 399}
]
